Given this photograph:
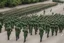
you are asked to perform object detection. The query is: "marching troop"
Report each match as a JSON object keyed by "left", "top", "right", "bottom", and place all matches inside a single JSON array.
[{"left": 0, "top": 12, "right": 64, "bottom": 43}]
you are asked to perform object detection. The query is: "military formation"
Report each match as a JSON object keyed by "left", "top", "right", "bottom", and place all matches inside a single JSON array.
[{"left": 0, "top": 12, "right": 64, "bottom": 43}]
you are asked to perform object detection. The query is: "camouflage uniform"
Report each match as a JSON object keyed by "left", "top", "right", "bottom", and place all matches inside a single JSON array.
[
  {"left": 34, "top": 22, "right": 38, "bottom": 35},
  {"left": 29, "top": 22, "right": 33, "bottom": 35},
  {"left": 50, "top": 23, "right": 58, "bottom": 36},
  {"left": 15, "top": 22, "right": 21, "bottom": 41},
  {"left": 6, "top": 23, "right": 12, "bottom": 40},
  {"left": 46, "top": 24, "right": 50, "bottom": 38},
  {"left": 23, "top": 26, "right": 28, "bottom": 42}
]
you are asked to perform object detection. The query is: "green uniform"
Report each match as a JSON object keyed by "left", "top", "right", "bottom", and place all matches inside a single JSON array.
[
  {"left": 39, "top": 27, "right": 44, "bottom": 42},
  {"left": 54, "top": 26, "right": 58, "bottom": 36},
  {"left": 23, "top": 26, "right": 28, "bottom": 42},
  {"left": 50, "top": 23, "right": 58, "bottom": 36},
  {"left": 58, "top": 24, "right": 63, "bottom": 33},
  {"left": 46, "top": 24, "right": 50, "bottom": 38},
  {"left": 6, "top": 25, "right": 12, "bottom": 40},
  {"left": 28, "top": 22, "right": 33, "bottom": 35},
  {"left": 34, "top": 23, "right": 38, "bottom": 35},
  {"left": 15, "top": 26, "right": 21, "bottom": 41},
  {"left": 50, "top": 24, "right": 55, "bottom": 36},
  {"left": 0, "top": 22, "right": 2, "bottom": 33},
  {"left": 15, "top": 22, "right": 21, "bottom": 41}
]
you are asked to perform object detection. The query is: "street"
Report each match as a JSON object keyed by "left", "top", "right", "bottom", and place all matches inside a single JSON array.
[
  {"left": 0, "top": 0, "right": 64, "bottom": 43},
  {"left": 0, "top": 28, "right": 64, "bottom": 43}
]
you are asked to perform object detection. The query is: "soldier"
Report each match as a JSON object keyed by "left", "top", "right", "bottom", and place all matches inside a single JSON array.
[
  {"left": 34, "top": 22, "right": 38, "bottom": 35},
  {"left": 23, "top": 26, "right": 28, "bottom": 42},
  {"left": 39, "top": 27, "right": 44, "bottom": 42},
  {"left": 43, "top": 10, "right": 45, "bottom": 14},
  {"left": 38, "top": 22, "right": 44, "bottom": 42},
  {"left": 50, "top": 9, "right": 52, "bottom": 12},
  {"left": 15, "top": 22, "right": 21, "bottom": 41},
  {"left": 50, "top": 23, "right": 57, "bottom": 36},
  {"left": 54, "top": 25, "right": 58, "bottom": 36},
  {"left": 0, "top": 22, "right": 2, "bottom": 33},
  {"left": 46, "top": 24, "right": 50, "bottom": 38},
  {"left": 29, "top": 22, "right": 33, "bottom": 35},
  {"left": 6, "top": 22, "right": 12, "bottom": 40}
]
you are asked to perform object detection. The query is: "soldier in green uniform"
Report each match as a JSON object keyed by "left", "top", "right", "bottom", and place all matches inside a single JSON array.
[
  {"left": 50, "top": 23, "right": 58, "bottom": 36},
  {"left": 6, "top": 22, "right": 12, "bottom": 40},
  {"left": 50, "top": 23, "right": 55, "bottom": 36},
  {"left": 44, "top": 10, "right": 45, "bottom": 14},
  {"left": 15, "top": 22, "right": 21, "bottom": 41},
  {"left": 54, "top": 25, "right": 58, "bottom": 36},
  {"left": 38, "top": 22, "right": 44, "bottom": 42},
  {"left": 46, "top": 24, "right": 50, "bottom": 38},
  {"left": 28, "top": 22, "right": 33, "bottom": 35},
  {"left": 53, "top": 22, "right": 58, "bottom": 36},
  {"left": 34, "top": 22, "right": 38, "bottom": 35},
  {"left": 23, "top": 25, "right": 28, "bottom": 42}
]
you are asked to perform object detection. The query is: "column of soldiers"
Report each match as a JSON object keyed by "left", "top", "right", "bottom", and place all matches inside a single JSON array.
[{"left": 0, "top": 13, "right": 64, "bottom": 43}]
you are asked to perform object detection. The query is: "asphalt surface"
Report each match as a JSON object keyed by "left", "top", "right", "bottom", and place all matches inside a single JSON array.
[
  {"left": 0, "top": 1, "right": 52, "bottom": 12},
  {"left": 0, "top": 0, "right": 64, "bottom": 43}
]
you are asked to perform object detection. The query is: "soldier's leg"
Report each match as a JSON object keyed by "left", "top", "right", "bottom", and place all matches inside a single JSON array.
[
  {"left": 52, "top": 29, "right": 54, "bottom": 36},
  {"left": 24, "top": 34, "right": 28, "bottom": 42},
  {"left": 30, "top": 28, "right": 32, "bottom": 35},
  {"left": 16, "top": 34, "right": 18, "bottom": 41},
  {"left": 7, "top": 33, "right": 10, "bottom": 40},
  {"left": 55, "top": 31, "right": 57, "bottom": 36},
  {"left": 29, "top": 28, "right": 30, "bottom": 33},
  {"left": 47, "top": 31, "right": 49, "bottom": 38},
  {"left": 59, "top": 28, "right": 62, "bottom": 33},
  {"left": 24, "top": 35, "right": 26, "bottom": 42},
  {"left": 0, "top": 26, "right": 2, "bottom": 33},
  {"left": 18, "top": 34, "right": 19, "bottom": 39},
  {"left": 18, "top": 32, "right": 21, "bottom": 39},
  {"left": 35, "top": 28, "right": 38, "bottom": 35},
  {"left": 0, "top": 28, "right": 2, "bottom": 33},
  {"left": 35, "top": 29, "right": 37, "bottom": 35},
  {"left": 40, "top": 35, "right": 43, "bottom": 42}
]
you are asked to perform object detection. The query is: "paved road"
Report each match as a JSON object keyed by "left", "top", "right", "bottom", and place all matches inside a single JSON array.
[
  {"left": 0, "top": 0, "right": 64, "bottom": 43},
  {"left": 28, "top": 3, "right": 64, "bottom": 16},
  {"left": 0, "top": 28, "right": 64, "bottom": 43},
  {"left": 0, "top": 1, "right": 52, "bottom": 12}
]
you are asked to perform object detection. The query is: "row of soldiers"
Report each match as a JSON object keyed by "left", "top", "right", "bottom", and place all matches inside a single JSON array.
[
  {"left": 0, "top": 14, "right": 63, "bottom": 43},
  {"left": 4, "top": 20, "right": 63, "bottom": 42}
]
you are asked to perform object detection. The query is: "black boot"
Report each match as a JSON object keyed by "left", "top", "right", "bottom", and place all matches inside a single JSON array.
[{"left": 40, "top": 39, "right": 42, "bottom": 42}]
